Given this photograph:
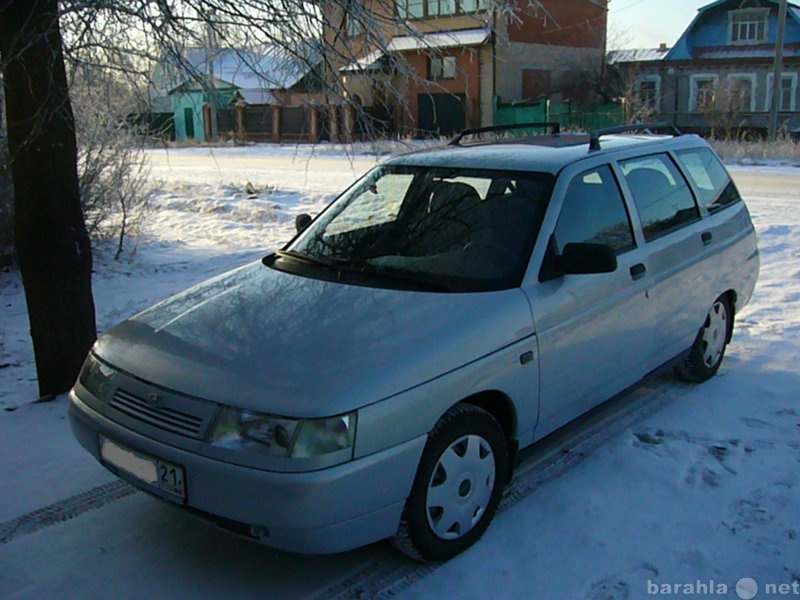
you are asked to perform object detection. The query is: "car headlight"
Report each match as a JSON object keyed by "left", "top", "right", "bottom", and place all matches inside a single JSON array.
[
  {"left": 209, "top": 406, "right": 356, "bottom": 459},
  {"left": 78, "top": 353, "right": 117, "bottom": 400}
]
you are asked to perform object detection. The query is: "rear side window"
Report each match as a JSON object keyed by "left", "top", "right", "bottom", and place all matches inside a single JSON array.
[
  {"left": 553, "top": 165, "right": 635, "bottom": 254},
  {"left": 621, "top": 153, "right": 701, "bottom": 242},
  {"left": 675, "top": 147, "right": 741, "bottom": 214}
]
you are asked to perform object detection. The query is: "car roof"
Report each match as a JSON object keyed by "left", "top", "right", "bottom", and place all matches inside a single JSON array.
[{"left": 385, "top": 133, "right": 708, "bottom": 175}]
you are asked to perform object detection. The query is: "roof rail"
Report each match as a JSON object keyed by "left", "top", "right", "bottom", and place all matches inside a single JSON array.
[
  {"left": 589, "top": 122, "right": 682, "bottom": 151},
  {"left": 449, "top": 122, "right": 561, "bottom": 146}
]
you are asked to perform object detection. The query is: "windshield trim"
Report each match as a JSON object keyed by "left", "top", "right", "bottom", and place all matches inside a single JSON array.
[{"left": 278, "top": 165, "right": 554, "bottom": 293}]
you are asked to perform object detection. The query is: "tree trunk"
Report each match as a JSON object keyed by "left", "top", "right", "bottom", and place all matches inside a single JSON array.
[{"left": 0, "top": 0, "right": 96, "bottom": 397}]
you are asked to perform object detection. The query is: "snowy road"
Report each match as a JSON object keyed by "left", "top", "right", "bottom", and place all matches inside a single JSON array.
[{"left": 1, "top": 149, "right": 798, "bottom": 599}]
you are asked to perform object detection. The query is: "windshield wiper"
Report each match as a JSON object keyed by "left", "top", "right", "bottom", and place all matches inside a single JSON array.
[
  {"left": 275, "top": 250, "right": 455, "bottom": 292},
  {"left": 356, "top": 261, "right": 456, "bottom": 292},
  {"left": 275, "top": 250, "right": 346, "bottom": 270}
]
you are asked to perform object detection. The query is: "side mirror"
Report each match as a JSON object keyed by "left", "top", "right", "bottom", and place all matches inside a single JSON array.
[
  {"left": 558, "top": 242, "right": 617, "bottom": 275},
  {"left": 295, "top": 213, "right": 312, "bottom": 233}
]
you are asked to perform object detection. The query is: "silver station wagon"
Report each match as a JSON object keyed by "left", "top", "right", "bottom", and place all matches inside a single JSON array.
[{"left": 69, "top": 123, "right": 759, "bottom": 561}]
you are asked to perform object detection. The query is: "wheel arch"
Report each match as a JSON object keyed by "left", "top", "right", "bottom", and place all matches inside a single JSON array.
[
  {"left": 455, "top": 390, "right": 519, "bottom": 480},
  {"left": 722, "top": 289, "right": 737, "bottom": 343}
]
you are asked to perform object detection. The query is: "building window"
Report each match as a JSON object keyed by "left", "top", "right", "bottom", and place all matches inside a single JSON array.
[
  {"left": 635, "top": 75, "right": 661, "bottom": 111},
  {"left": 398, "top": 0, "right": 488, "bottom": 18},
  {"left": 344, "top": 1, "right": 365, "bottom": 37},
  {"left": 689, "top": 74, "right": 718, "bottom": 112},
  {"left": 430, "top": 55, "right": 457, "bottom": 80},
  {"left": 400, "top": 0, "right": 425, "bottom": 18},
  {"left": 766, "top": 72, "right": 798, "bottom": 112},
  {"left": 346, "top": 15, "right": 362, "bottom": 36},
  {"left": 729, "top": 8, "right": 769, "bottom": 44},
  {"left": 727, "top": 73, "right": 756, "bottom": 112}
]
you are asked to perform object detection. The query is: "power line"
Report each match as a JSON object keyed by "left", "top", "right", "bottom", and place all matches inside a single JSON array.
[{"left": 610, "top": 0, "right": 654, "bottom": 15}]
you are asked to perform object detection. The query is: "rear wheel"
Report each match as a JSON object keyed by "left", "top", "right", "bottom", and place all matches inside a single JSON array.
[
  {"left": 676, "top": 295, "right": 732, "bottom": 382},
  {"left": 392, "top": 404, "right": 508, "bottom": 562}
]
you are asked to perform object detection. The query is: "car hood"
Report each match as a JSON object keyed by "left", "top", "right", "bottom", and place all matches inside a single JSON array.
[{"left": 94, "top": 261, "right": 534, "bottom": 417}]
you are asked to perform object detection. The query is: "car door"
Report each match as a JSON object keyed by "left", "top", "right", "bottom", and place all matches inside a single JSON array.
[
  {"left": 618, "top": 152, "right": 709, "bottom": 364},
  {"left": 524, "top": 162, "right": 655, "bottom": 442}
]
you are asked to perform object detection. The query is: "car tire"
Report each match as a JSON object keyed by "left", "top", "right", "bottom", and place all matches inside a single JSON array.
[
  {"left": 676, "top": 295, "right": 732, "bottom": 382},
  {"left": 391, "top": 404, "right": 508, "bottom": 562}
]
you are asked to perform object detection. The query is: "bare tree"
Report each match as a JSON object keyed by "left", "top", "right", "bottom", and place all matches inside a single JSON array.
[{"left": 71, "top": 80, "right": 152, "bottom": 259}]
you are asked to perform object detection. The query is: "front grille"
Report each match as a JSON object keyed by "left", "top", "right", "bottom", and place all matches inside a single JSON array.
[{"left": 110, "top": 388, "right": 208, "bottom": 439}]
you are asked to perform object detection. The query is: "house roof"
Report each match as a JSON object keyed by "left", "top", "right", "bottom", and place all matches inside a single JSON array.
[
  {"left": 340, "top": 28, "right": 491, "bottom": 72},
  {"left": 606, "top": 47, "right": 671, "bottom": 64},
  {"left": 665, "top": 0, "right": 800, "bottom": 61},
  {"left": 164, "top": 44, "right": 320, "bottom": 99}
]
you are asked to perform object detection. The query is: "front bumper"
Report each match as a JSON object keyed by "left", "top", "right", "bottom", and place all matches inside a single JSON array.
[{"left": 69, "top": 390, "right": 426, "bottom": 554}]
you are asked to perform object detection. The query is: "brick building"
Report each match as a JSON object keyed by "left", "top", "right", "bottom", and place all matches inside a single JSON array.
[{"left": 322, "top": 0, "right": 609, "bottom": 136}]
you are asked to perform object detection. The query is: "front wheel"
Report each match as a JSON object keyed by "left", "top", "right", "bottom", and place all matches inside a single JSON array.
[
  {"left": 676, "top": 295, "right": 732, "bottom": 382},
  {"left": 391, "top": 404, "right": 509, "bottom": 562}
]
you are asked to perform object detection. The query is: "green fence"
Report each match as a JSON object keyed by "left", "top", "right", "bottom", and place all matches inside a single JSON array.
[{"left": 493, "top": 98, "right": 625, "bottom": 132}]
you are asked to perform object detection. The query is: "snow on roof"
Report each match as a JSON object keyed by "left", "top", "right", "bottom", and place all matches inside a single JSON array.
[
  {"left": 165, "top": 44, "right": 319, "bottom": 94},
  {"left": 606, "top": 47, "right": 670, "bottom": 64},
  {"left": 340, "top": 50, "right": 385, "bottom": 73},
  {"left": 340, "top": 28, "right": 490, "bottom": 72},
  {"left": 388, "top": 28, "right": 490, "bottom": 52}
]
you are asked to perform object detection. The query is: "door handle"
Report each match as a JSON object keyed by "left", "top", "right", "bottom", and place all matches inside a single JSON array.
[
  {"left": 702, "top": 231, "right": 713, "bottom": 246},
  {"left": 630, "top": 263, "right": 646, "bottom": 281}
]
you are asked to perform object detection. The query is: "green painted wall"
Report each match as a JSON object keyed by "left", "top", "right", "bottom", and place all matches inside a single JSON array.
[
  {"left": 172, "top": 91, "right": 207, "bottom": 142},
  {"left": 171, "top": 87, "right": 238, "bottom": 142}
]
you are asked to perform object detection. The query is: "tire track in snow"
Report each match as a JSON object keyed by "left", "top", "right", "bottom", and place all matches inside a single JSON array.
[{"left": 0, "top": 480, "right": 137, "bottom": 545}]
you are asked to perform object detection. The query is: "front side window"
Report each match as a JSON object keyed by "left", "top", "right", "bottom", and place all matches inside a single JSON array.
[
  {"left": 621, "top": 154, "right": 701, "bottom": 241},
  {"left": 553, "top": 165, "right": 635, "bottom": 254},
  {"left": 675, "top": 148, "right": 741, "bottom": 214},
  {"left": 729, "top": 8, "right": 769, "bottom": 44},
  {"left": 280, "top": 166, "right": 554, "bottom": 292}
]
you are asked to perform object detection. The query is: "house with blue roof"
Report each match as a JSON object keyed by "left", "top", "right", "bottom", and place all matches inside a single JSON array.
[{"left": 609, "top": 0, "right": 800, "bottom": 134}]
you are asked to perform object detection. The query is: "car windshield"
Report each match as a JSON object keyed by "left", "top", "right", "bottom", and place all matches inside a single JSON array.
[{"left": 278, "top": 165, "right": 554, "bottom": 292}]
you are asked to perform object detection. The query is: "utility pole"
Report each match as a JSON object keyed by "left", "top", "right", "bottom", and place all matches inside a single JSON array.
[
  {"left": 768, "top": 0, "right": 788, "bottom": 142},
  {"left": 206, "top": 17, "right": 219, "bottom": 143}
]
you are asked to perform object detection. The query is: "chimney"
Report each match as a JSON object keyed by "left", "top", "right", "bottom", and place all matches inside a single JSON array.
[{"left": 659, "top": 42, "right": 668, "bottom": 52}]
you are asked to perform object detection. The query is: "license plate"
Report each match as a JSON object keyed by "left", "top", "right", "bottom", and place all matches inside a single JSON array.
[{"left": 100, "top": 436, "right": 186, "bottom": 501}]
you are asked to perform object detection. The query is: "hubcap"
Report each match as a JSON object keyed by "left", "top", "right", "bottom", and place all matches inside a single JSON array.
[
  {"left": 701, "top": 300, "right": 728, "bottom": 368},
  {"left": 425, "top": 434, "right": 496, "bottom": 540}
]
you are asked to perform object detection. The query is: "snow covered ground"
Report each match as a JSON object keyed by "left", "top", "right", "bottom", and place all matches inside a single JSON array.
[{"left": 0, "top": 147, "right": 798, "bottom": 599}]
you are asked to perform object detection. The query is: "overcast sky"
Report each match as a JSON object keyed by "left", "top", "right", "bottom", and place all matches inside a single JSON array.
[{"left": 608, "top": 0, "right": 708, "bottom": 49}]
